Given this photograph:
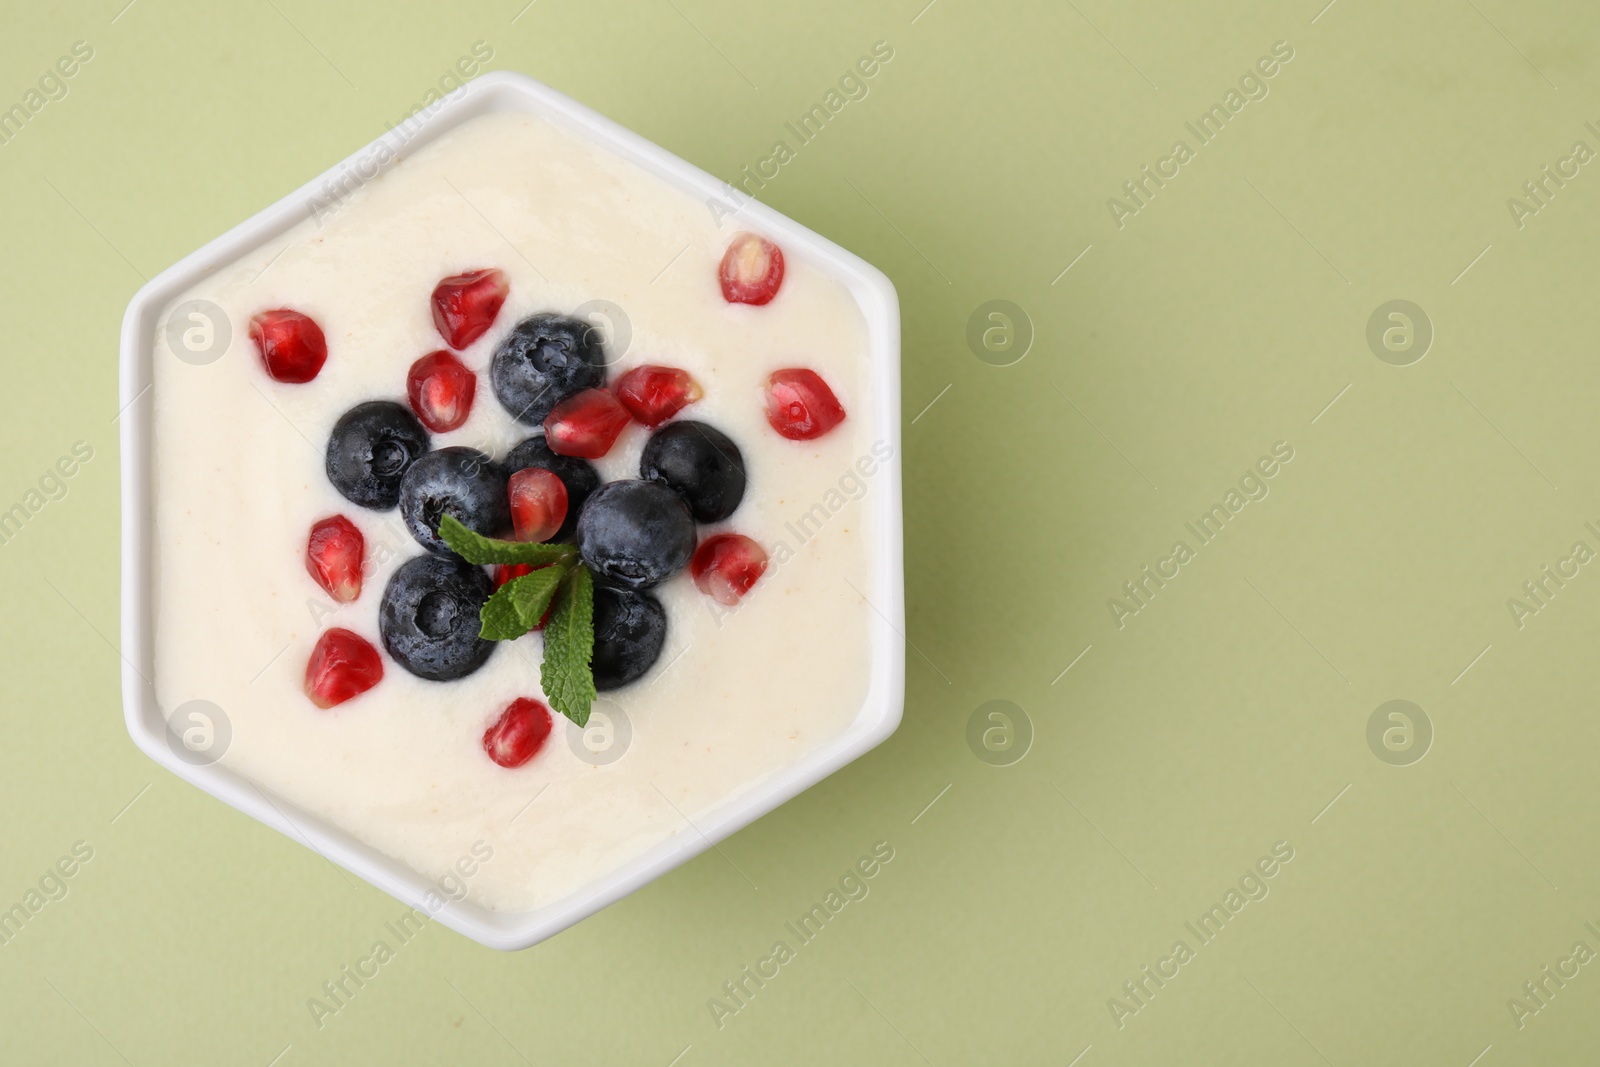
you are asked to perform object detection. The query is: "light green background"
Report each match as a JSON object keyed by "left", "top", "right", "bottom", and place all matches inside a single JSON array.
[{"left": 3, "top": 0, "right": 1598, "bottom": 1062}]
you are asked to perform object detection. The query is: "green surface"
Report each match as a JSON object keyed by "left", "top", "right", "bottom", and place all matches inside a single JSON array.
[{"left": 2, "top": 0, "right": 1598, "bottom": 1062}]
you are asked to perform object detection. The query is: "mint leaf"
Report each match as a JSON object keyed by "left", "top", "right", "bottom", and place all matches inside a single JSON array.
[
  {"left": 479, "top": 584, "right": 529, "bottom": 641},
  {"left": 541, "top": 565, "right": 597, "bottom": 726},
  {"left": 446, "top": 513, "right": 597, "bottom": 724},
  {"left": 438, "top": 514, "right": 578, "bottom": 567},
  {"left": 478, "top": 566, "right": 568, "bottom": 640}
]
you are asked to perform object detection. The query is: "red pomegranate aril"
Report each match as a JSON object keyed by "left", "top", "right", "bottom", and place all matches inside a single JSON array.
[
  {"left": 250, "top": 309, "right": 328, "bottom": 383},
  {"left": 691, "top": 533, "right": 769, "bottom": 606},
  {"left": 406, "top": 350, "right": 477, "bottom": 432},
  {"left": 494, "top": 562, "right": 535, "bottom": 589},
  {"left": 306, "top": 515, "right": 365, "bottom": 603},
  {"left": 544, "top": 388, "right": 631, "bottom": 458},
  {"left": 431, "top": 268, "right": 510, "bottom": 349},
  {"left": 304, "top": 628, "right": 384, "bottom": 709},
  {"left": 483, "top": 697, "right": 554, "bottom": 768},
  {"left": 508, "top": 467, "right": 568, "bottom": 543},
  {"left": 614, "top": 365, "right": 703, "bottom": 427},
  {"left": 719, "top": 233, "right": 785, "bottom": 305},
  {"left": 764, "top": 368, "right": 846, "bottom": 440}
]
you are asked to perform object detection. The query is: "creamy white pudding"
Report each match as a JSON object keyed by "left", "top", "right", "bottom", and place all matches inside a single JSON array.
[{"left": 150, "top": 110, "right": 880, "bottom": 912}]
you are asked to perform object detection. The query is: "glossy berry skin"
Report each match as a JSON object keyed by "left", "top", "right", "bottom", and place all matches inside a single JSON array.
[
  {"left": 544, "top": 388, "right": 631, "bottom": 459},
  {"left": 764, "top": 368, "right": 846, "bottom": 440},
  {"left": 250, "top": 308, "right": 328, "bottom": 383},
  {"left": 508, "top": 467, "right": 568, "bottom": 543},
  {"left": 431, "top": 268, "right": 509, "bottom": 349},
  {"left": 406, "top": 350, "right": 477, "bottom": 433},
  {"left": 719, "top": 233, "right": 785, "bottom": 305},
  {"left": 490, "top": 313, "right": 608, "bottom": 426},
  {"left": 304, "top": 628, "right": 384, "bottom": 709},
  {"left": 690, "top": 533, "right": 768, "bottom": 606},
  {"left": 483, "top": 698, "right": 554, "bottom": 768},
  {"left": 614, "top": 365, "right": 702, "bottom": 427},
  {"left": 379, "top": 554, "right": 496, "bottom": 681},
  {"left": 505, "top": 435, "right": 599, "bottom": 543},
  {"left": 640, "top": 420, "right": 746, "bottom": 523},
  {"left": 326, "top": 401, "right": 431, "bottom": 510},
  {"left": 575, "top": 480, "right": 696, "bottom": 591},
  {"left": 592, "top": 586, "right": 667, "bottom": 691},
  {"left": 398, "top": 447, "right": 510, "bottom": 555},
  {"left": 306, "top": 515, "right": 365, "bottom": 603}
]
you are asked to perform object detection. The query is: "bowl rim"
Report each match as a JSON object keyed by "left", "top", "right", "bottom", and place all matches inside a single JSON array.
[{"left": 118, "top": 70, "right": 904, "bottom": 950}]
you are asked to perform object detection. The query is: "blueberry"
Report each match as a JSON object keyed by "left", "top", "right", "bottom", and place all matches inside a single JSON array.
[
  {"left": 398, "top": 447, "right": 510, "bottom": 555},
  {"left": 379, "top": 554, "right": 496, "bottom": 681},
  {"left": 576, "top": 480, "right": 696, "bottom": 591},
  {"left": 490, "top": 313, "right": 608, "bottom": 426},
  {"left": 325, "top": 401, "right": 430, "bottom": 509},
  {"left": 505, "top": 435, "right": 600, "bottom": 543},
  {"left": 640, "top": 420, "right": 747, "bottom": 523},
  {"left": 592, "top": 586, "right": 667, "bottom": 691}
]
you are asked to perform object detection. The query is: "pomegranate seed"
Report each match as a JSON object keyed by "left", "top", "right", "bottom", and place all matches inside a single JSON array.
[
  {"left": 494, "top": 563, "right": 535, "bottom": 589},
  {"left": 492, "top": 564, "right": 555, "bottom": 629},
  {"left": 304, "top": 628, "right": 383, "bottom": 709},
  {"left": 719, "top": 233, "right": 785, "bottom": 305},
  {"left": 431, "top": 268, "right": 510, "bottom": 349},
  {"left": 614, "top": 365, "right": 703, "bottom": 427},
  {"left": 306, "top": 515, "right": 365, "bottom": 603},
  {"left": 483, "top": 697, "right": 554, "bottom": 768},
  {"left": 250, "top": 309, "right": 327, "bottom": 383},
  {"left": 508, "top": 468, "right": 568, "bottom": 543},
  {"left": 544, "top": 388, "right": 631, "bottom": 458},
  {"left": 764, "top": 369, "right": 846, "bottom": 440},
  {"left": 406, "top": 350, "right": 477, "bottom": 432},
  {"left": 691, "top": 533, "right": 769, "bottom": 606}
]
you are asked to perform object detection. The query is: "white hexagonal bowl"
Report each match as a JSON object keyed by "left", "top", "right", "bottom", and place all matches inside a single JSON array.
[{"left": 118, "top": 71, "right": 903, "bottom": 950}]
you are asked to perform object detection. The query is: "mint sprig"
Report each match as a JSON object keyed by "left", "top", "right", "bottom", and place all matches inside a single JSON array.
[
  {"left": 479, "top": 567, "right": 568, "bottom": 640},
  {"left": 438, "top": 514, "right": 578, "bottom": 567},
  {"left": 436, "top": 514, "right": 596, "bottom": 725},
  {"left": 540, "top": 566, "right": 597, "bottom": 727}
]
